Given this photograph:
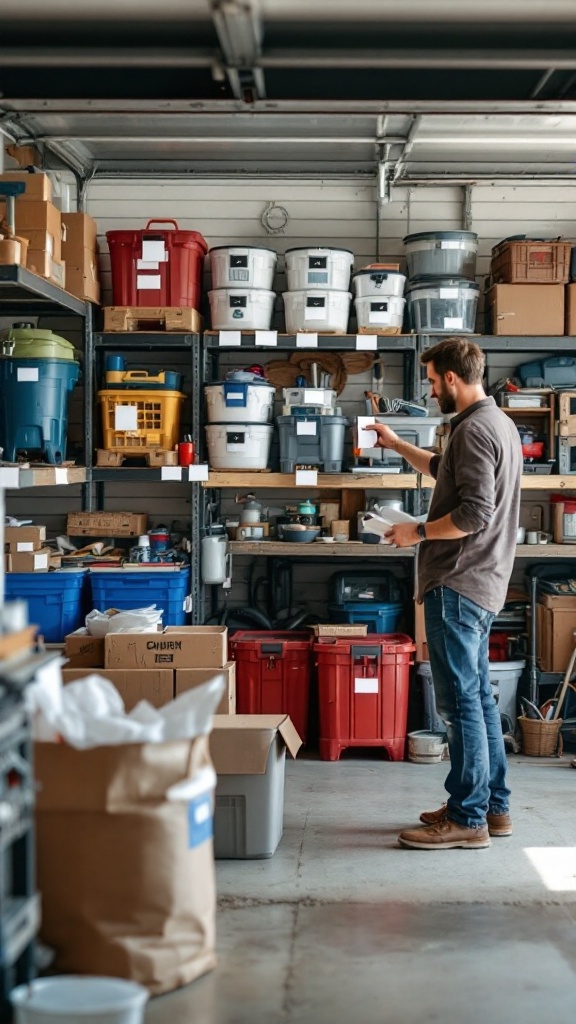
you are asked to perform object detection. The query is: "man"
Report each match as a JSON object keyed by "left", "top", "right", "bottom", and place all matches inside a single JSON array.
[{"left": 371, "top": 337, "right": 522, "bottom": 851}]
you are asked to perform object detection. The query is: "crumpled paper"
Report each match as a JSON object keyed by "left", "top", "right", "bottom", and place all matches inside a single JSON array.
[{"left": 27, "top": 658, "right": 225, "bottom": 749}]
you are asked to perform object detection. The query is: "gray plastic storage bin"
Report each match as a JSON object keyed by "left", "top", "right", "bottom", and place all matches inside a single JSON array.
[
  {"left": 406, "top": 278, "right": 479, "bottom": 334},
  {"left": 277, "top": 413, "right": 348, "bottom": 473},
  {"left": 417, "top": 661, "right": 447, "bottom": 734},
  {"left": 214, "top": 743, "right": 286, "bottom": 859},
  {"left": 404, "top": 230, "right": 478, "bottom": 279}
]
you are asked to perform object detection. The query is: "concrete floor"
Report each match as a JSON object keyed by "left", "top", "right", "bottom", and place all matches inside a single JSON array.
[{"left": 146, "top": 754, "right": 576, "bottom": 1024}]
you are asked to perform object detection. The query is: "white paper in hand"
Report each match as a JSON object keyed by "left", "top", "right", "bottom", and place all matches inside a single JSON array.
[{"left": 360, "top": 509, "right": 417, "bottom": 544}]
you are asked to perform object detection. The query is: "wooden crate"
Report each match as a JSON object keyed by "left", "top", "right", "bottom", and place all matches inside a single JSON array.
[
  {"left": 67, "top": 511, "right": 149, "bottom": 537},
  {"left": 103, "top": 305, "right": 202, "bottom": 333}
]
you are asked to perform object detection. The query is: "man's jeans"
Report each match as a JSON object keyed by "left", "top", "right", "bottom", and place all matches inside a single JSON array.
[{"left": 424, "top": 586, "right": 511, "bottom": 829}]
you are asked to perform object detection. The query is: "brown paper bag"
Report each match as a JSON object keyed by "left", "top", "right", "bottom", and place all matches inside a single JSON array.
[{"left": 35, "top": 738, "right": 216, "bottom": 994}]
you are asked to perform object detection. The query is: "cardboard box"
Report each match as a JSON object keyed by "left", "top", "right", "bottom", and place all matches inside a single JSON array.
[
  {"left": 209, "top": 714, "right": 302, "bottom": 858},
  {"left": 4, "top": 524, "right": 46, "bottom": 552},
  {"left": 537, "top": 595, "right": 576, "bottom": 672},
  {"left": 35, "top": 739, "right": 217, "bottom": 992},
  {"left": 0, "top": 171, "right": 52, "bottom": 201},
  {"left": 67, "top": 511, "right": 148, "bottom": 538},
  {"left": 61, "top": 212, "right": 98, "bottom": 258},
  {"left": 61, "top": 667, "right": 174, "bottom": 710},
  {"left": 64, "top": 628, "right": 105, "bottom": 668},
  {"left": 27, "top": 250, "right": 66, "bottom": 289},
  {"left": 565, "top": 283, "right": 576, "bottom": 336},
  {"left": 65, "top": 254, "right": 101, "bottom": 304},
  {"left": 0, "top": 199, "right": 62, "bottom": 260},
  {"left": 5, "top": 548, "right": 51, "bottom": 572},
  {"left": 176, "top": 662, "right": 236, "bottom": 714},
  {"left": 486, "top": 284, "right": 565, "bottom": 336},
  {"left": 105, "top": 625, "right": 228, "bottom": 670}
]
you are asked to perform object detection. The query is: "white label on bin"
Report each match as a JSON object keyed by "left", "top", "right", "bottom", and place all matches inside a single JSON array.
[
  {"left": 295, "top": 469, "right": 318, "bottom": 486},
  {"left": 115, "top": 405, "right": 138, "bottom": 430},
  {"left": 142, "top": 239, "right": 166, "bottom": 262},
  {"left": 297, "top": 420, "right": 317, "bottom": 436},
  {"left": 34, "top": 553, "right": 49, "bottom": 569},
  {"left": 16, "top": 542, "right": 34, "bottom": 552},
  {"left": 254, "top": 331, "right": 278, "bottom": 346},
  {"left": 440, "top": 241, "right": 462, "bottom": 249},
  {"left": 219, "top": 331, "right": 241, "bottom": 346},
  {"left": 227, "top": 392, "right": 244, "bottom": 401},
  {"left": 17, "top": 367, "right": 39, "bottom": 382},
  {"left": 136, "top": 259, "right": 160, "bottom": 270},
  {"left": 0, "top": 468, "right": 20, "bottom": 488},
  {"left": 444, "top": 316, "right": 463, "bottom": 329},
  {"left": 439, "top": 288, "right": 459, "bottom": 299},
  {"left": 303, "top": 389, "right": 324, "bottom": 403},
  {"left": 354, "top": 676, "right": 379, "bottom": 693},
  {"left": 161, "top": 467, "right": 183, "bottom": 481},
  {"left": 369, "top": 310, "right": 391, "bottom": 324},
  {"left": 227, "top": 443, "right": 245, "bottom": 452},
  {"left": 136, "top": 274, "right": 161, "bottom": 290},
  {"left": 356, "top": 334, "right": 377, "bottom": 350},
  {"left": 188, "top": 464, "right": 209, "bottom": 482},
  {"left": 305, "top": 305, "right": 326, "bottom": 321},
  {"left": 55, "top": 468, "right": 68, "bottom": 484},
  {"left": 297, "top": 333, "right": 318, "bottom": 347}
]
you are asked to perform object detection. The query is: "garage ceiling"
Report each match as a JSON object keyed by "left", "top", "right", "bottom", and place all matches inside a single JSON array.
[{"left": 2, "top": 1, "right": 576, "bottom": 182}]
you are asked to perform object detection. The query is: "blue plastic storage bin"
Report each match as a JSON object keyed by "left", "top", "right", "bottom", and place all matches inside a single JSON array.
[
  {"left": 4, "top": 570, "right": 88, "bottom": 642},
  {"left": 328, "top": 601, "right": 403, "bottom": 635},
  {"left": 0, "top": 357, "right": 80, "bottom": 464},
  {"left": 89, "top": 568, "right": 190, "bottom": 625}
]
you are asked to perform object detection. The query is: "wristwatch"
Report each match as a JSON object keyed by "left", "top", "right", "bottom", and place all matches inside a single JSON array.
[{"left": 416, "top": 522, "right": 427, "bottom": 541}]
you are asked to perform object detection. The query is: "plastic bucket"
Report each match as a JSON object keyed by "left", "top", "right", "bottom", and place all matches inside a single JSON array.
[
  {"left": 283, "top": 290, "right": 351, "bottom": 333},
  {"left": 406, "top": 278, "right": 479, "bottom": 334},
  {"left": 408, "top": 730, "right": 447, "bottom": 764},
  {"left": 352, "top": 269, "right": 406, "bottom": 298},
  {"left": 208, "top": 288, "right": 276, "bottom": 330},
  {"left": 209, "top": 245, "right": 277, "bottom": 290},
  {"left": 10, "top": 975, "right": 149, "bottom": 1024},
  {"left": 205, "top": 380, "right": 276, "bottom": 423},
  {"left": 355, "top": 295, "right": 405, "bottom": 330},
  {"left": 205, "top": 422, "right": 273, "bottom": 469},
  {"left": 403, "top": 231, "right": 478, "bottom": 280},
  {"left": 285, "top": 247, "right": 354, "bottom": 291}
]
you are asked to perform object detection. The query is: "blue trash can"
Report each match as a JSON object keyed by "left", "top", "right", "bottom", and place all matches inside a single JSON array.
[{"left": 0, "top": 356, "right": 80, "bottom": 464}]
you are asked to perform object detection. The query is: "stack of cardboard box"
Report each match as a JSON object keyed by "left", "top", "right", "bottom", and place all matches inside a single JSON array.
[
  {"left": 0, "top": 171, "right": 65, "bottom": 288},
  {"left": 4, "top": 524, "right": 51, "bottom": 572},
  {"left": 486, "top": 239, "right": 572, "bottom": 336},
  {"left": 62, "top": 212, "right": 100, "bottom": 303}
]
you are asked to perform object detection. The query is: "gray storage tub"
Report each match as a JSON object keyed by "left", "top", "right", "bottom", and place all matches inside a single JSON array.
[
  {"left": 277, "top": 413, "right": 348, "bottom": 473},
  {"left": 404, "top": 231, "right": 478, "bottom": 280},
  {"left": 406, "top": 277, "right": 479, "bottom": 334}
]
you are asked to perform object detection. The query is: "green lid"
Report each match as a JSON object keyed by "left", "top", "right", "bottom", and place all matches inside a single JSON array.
[{"left": 0, "top": 324, "right": 77, "bottom": 361}]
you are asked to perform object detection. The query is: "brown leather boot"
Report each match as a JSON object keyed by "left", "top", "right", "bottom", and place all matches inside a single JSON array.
[
  {"left": 399, "top": 818, "right": 491, "bottom": 850},
  {"left": 419, "top": 803, "right": 512, "bottom": 836}
]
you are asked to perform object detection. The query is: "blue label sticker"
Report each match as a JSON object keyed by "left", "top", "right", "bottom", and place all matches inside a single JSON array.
[{"left": 188, "top": 795, "right": 213, "bottom": 848}]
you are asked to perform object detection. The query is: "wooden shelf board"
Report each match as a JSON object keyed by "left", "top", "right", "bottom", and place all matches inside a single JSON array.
[
  {"left": 203, "top": 472, "right": 419, "bottom": 490},
  {"left": 230, "top": 540, "right": 415, "bottom": 557}
]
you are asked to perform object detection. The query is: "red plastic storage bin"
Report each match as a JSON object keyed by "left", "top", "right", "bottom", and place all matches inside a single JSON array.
[
  {"left": 229, "top": 631, "right": 312, "bottom": 743},
  {"left": 106, "top": 219, "right": 208, "bottom": 308},
  {"left": 313, "top": 633, "right": 415, "bottom": 761}
]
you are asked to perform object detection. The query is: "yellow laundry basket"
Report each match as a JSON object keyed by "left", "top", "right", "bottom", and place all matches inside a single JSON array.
[{"left": 97, "top": 388, "right": 186, "bottom": 451}]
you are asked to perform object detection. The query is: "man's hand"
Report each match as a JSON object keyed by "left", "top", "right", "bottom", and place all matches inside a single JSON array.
[
  {"left": 370, "top": 422, "right": 400, "bottom": 450},
  {"left": 385, "top": 522, "right": 421, "bottom": 548}
]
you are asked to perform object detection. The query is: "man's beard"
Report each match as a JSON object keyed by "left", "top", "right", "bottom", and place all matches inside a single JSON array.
[{"left": 437, "top": 383, "right": 456, "bottom": 415}]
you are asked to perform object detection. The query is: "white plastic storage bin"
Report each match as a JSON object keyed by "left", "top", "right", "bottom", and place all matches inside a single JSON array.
[
  {"left": 285, "top": 247, "right": 354, "bottom": 291},
  {"left": 404, "top": 231, "right": 479, "bottom": 280},
  {"left": 205, "top": 422, "right": 273, "bottom": 470},
  {"left": 205, "top": 380, "right": 276, "bottom": 424},
  {"left": 209, "top": 245, "right": 277, "bottom": 290},
  {"left": 283, "top": 290, "right": 351, "bottom": 333},
  {"left": 489, "top": 660, "right": 525, "bottom": 732},
  {"left": 208, "top": 288, "right": 276, "bottom": 330},
  {"left": 352, "top": 268, "right": 406, "bottom": 298},
  {"left": 406, "top": 278, "right": 479, "bottom": 334},
  {"left": 355, "top": 295, "right": 406, "bottom": 330}
]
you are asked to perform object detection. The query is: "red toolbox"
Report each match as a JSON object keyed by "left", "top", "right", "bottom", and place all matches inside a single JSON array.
[
  {"left": 106, "top": 219, "right": 208, "bottom": 308},
  {"left": 313, "top": 634, "right": 415, "bottom": 761},
  {"left": 229, "top": 631, "right": 312, "bottom": 743}
]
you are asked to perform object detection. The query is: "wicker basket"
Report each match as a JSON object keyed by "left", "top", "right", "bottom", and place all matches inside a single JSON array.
[{"left": 518, "top": 716, "right": 563, "bottom": 757}]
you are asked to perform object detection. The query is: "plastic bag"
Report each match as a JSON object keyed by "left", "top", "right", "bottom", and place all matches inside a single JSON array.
[{"left": 85, "top": 605, "right": 164, "bottom": 637}]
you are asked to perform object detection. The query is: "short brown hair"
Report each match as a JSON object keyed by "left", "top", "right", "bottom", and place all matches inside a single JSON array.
[{"left": 420, "top": 337, "right": 485, "bottom": 384}]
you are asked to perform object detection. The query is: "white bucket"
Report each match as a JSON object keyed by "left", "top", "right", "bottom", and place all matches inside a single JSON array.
[
  {"left": 355, "top": 295, "right": 406, "bottom": 330},
  {"left": 283, "top": 290, "right": 351, "bottom": 333},
  {"left": 209, "top": 245, "right": 277, "bottom": 290},
  {"left": 208, "top": 288, "right": 276, "bottom": 330},
  {"left": 205, "top": 381, "right": 276, "bottom": 423},
  {"left": 408, "top": 730, "right": 447, "bottom": 764},
  {"left": 10, "top": 976, "right": 149, "bottom": 1024},
  {"left": 205, "top": 422, "right": 273, "bottom": 469},
  {"left": 352, "top": 269, "right": 406, "bottom": 299},
  {"left": 285, "top": 247, "right": 354, "bottom": 292}
]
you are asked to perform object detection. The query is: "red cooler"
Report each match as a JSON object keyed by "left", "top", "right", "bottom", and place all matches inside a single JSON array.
[
  {"left": 230, "top": 631, "right": 312, "bottom": 743},
  {"left": 313, "top": 633, "right": 415, "bottom": 761},
  {"left": 106, "top": 219, "right": 208, "bottom": 307}
]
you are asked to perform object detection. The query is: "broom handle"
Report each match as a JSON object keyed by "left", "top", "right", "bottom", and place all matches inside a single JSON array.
[{"left": 552, "top": 641, "right": 576, "bottom": 721}]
